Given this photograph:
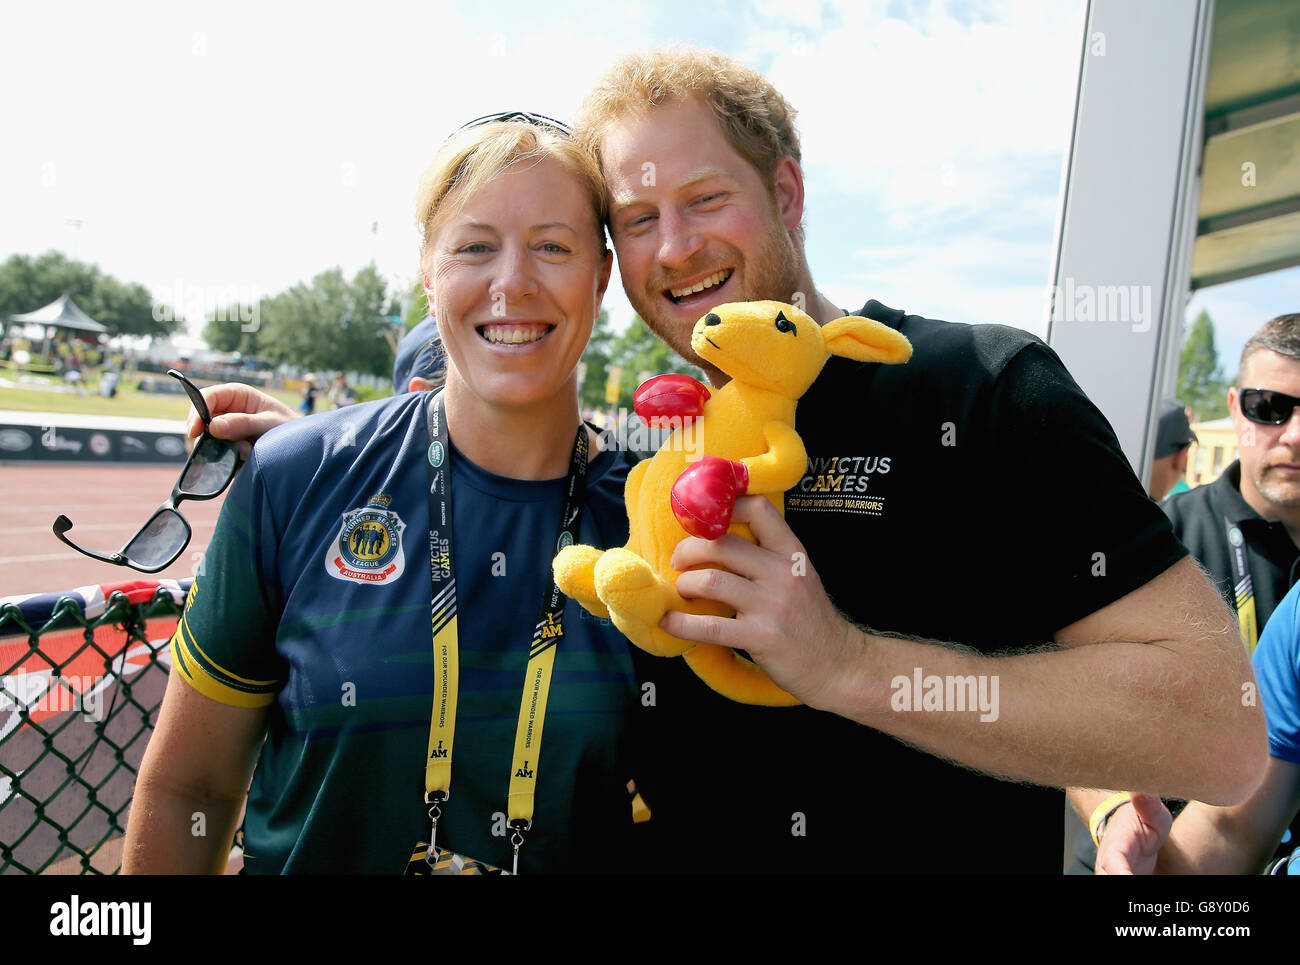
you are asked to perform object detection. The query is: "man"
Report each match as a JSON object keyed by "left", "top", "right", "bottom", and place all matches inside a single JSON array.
[
  {"left": 194, "top": 49, "right": 1264, "bottom": 873},
  {"left": 391, "top": 316, "right": 447, "bottom": 394},
  {"left": 184, "top": 318, "right": 446, "bottom": 444},
  {"left": 1095, "top": 574, "right": 1300, "bottom": 874},
  {"left": 1149, "top": 399, "right": 1196, "bottom": 500},
  {"left": 1164, "top": 316, "right": 1300, "bottom": 644},
  {"left": 1073, "top": 314, "right": 1300, "bottom": 872},
  {"left": 572, "top": 48, "right": 1260, "bottom": 873},
  {"left": 327, "top": 372, "right": 355, "bottom": 409}
]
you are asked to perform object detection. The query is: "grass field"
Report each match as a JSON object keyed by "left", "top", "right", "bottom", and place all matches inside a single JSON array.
[{"left": 0, "top": 374, "right": 303, "bottom": 420}]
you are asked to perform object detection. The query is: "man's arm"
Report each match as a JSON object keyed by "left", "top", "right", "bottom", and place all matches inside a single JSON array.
[
  {"left": 664, "top": 496, "right": 1267, "bottom": 805},
  {"left": 1096, "top": 760, "right": 1300, "bottom": 874}
]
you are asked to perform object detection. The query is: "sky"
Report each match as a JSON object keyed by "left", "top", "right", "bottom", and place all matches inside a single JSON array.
[{"left": 1, "top": 0, "right": 1294, "bottom": 367}]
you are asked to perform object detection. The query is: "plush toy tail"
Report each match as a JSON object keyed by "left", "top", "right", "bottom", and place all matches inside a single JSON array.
[{"left": 682, "top": 644, "right": 801, "bottom": 707}]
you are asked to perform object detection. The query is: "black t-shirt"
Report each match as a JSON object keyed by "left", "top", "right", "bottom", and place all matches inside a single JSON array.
[{"left": 627, "top": 299, "right": 1188, "bottom": 873}]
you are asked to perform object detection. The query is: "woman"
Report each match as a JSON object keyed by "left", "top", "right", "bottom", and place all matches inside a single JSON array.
[{"left": 123, "top": 117, "right": 639, "bottom": 873}]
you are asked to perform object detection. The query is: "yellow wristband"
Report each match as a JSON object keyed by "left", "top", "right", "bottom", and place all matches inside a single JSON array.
[{"left": 1089, "top": 792, "right": 1134, "bottom": 847}]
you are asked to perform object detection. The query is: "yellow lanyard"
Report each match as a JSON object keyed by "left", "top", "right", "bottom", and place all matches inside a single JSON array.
[
  {"left": 1224, "top": 520, "right": 1259, "bottom": 653},
  {"left": 422, "top": 393, "right": 588, "bottom": 871}
]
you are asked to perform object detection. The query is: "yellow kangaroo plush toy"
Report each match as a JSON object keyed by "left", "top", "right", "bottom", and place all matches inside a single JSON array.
[{"left": 554, "top": 301, "right": 912, "bottom": 705}]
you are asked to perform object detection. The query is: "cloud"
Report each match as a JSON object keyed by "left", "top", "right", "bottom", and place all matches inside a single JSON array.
[
  {"left": 0, "top": 0, "right": 1105, "bottom": 353},
  {"left": 831, "top": 235, "right": 1052, "bottom": 333},
  {"left": 749, "top": 0, "right": 1084, "bottom": 219}
]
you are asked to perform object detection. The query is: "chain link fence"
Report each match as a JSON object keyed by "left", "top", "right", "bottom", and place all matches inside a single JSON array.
[{"left": 0, "top": 579, "right": 187, "bottom": 874}]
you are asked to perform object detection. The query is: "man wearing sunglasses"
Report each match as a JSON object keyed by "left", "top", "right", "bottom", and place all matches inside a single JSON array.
[
  {"left": 1073, "top": 312, "right": 1300, "bottom": 873},
  {"left": 1165, "top": 314, "right": 1300, "bottom": 656}
]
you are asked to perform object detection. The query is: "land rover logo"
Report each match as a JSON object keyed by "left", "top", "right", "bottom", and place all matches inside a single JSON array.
[{"left": 428, "top": 441, "right": 444, "bottom": 468}]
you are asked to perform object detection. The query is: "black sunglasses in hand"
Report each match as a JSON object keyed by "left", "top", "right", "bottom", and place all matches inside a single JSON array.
[
  {"left": 52, "top": 369, "right": 243, "bottom": 573},
  {"left": 1239, "top": 388, "right": 1300, "bottom": 425}
]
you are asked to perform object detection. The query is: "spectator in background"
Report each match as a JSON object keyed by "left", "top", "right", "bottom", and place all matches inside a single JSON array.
[
  {"left": 1167, "top": 315, "right": 1300, "bottom": 648},
  {"left": 1148, "top": 398, "right": 1197, "bottom": 500},
  {"left": 299, "top": 373, "right": 318, "bottom": 415},
  {"left": 391, "top": 316, "right": 447, "bottom": 394},
  {"left": 183, "top": 317, "right": 449, "bottom": 450},
  {"left": 327, "top": 372, "right": 355, "bottom": 408},
  {"left": 62, "top": 354, "right": 86, "bottom": 395},
  {"left": 1070, "top": 313, "right": 1300, "bottom": 872},
  {"left": 1096, "top": 577, "right": 1300, "bottom": 874},
  {"left": 98, "top": 369, "right": 119, "bottom": 399}
]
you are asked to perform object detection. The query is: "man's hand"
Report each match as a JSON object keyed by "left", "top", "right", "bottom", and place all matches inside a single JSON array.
[
  {"left": 1095, "top": 793, "right": 1172, "bottom": 875},
  {"left": 186, "top": 383, "right": 297, "bottom": 455},
  {"left": 662, "top": 494, "right": 857, "bottom": 709}
]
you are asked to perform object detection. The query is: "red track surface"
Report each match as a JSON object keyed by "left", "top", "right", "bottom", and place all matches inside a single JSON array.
[{"left": 0, "top": 465, "right": 226, "bottom": 598}]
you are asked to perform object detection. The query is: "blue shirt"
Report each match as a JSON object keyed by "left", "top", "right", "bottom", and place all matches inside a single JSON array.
[
  {"left": 1254, "top": 580, "right": 1300, "bottom": 764},
  {"left": 171, "top": 391, "right": 640, "bottom": 872}
]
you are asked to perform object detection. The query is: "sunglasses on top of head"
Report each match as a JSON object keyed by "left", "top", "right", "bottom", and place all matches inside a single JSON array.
[
  {"left": 52, "top": 369, "right": 243, "bottom": 573},
  {"left": 453, "top": 111, "right": 572, "bottom": 137},
  {"left": 1238, "top": 388, "right": 1300, "bottom": 426}
]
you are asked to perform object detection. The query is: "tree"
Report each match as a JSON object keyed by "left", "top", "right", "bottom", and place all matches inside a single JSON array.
[
  {"left": 1178, "top": 309, "right": 1229, "bottom": 422},
  {"left": 203, "top": 304, "right": 262, "bottom": 355},
  {"left": 403, "top": 280, "right": 430, "bottom": 331},
  {"left": 0, "top": 250, "right": 176, "bottom": 339},
  {"left": 579, "top": 313, "right": 703, "bottom": 412},
  {"left": 254, "top": 265, "right": 394, "bottom": 377}
]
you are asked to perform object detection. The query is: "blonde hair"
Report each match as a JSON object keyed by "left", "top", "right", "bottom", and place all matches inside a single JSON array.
[
  {"left": 415, "top": 121, "right": 608, "bottom": 256},
  {"left": 574, "top": 47, "right": 801, "bottom": 185}
]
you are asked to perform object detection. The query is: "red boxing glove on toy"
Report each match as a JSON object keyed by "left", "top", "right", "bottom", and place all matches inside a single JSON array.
[
  {"left": 633, "top": 374, "right": 710, "bottom": 427},
  {"left": 670, "top": 456, "right": 750, "bottom": 540}
]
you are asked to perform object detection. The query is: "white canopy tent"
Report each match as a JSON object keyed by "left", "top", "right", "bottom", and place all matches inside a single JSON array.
[{"left": 1049, "top": 0, "right": 1300, "bottom": 487}]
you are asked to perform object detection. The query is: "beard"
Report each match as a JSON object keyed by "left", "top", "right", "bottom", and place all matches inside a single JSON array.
[
  {"left": 1253, "top": 462, "right": 1300, "bottom": 510},
  {"left": 625, "top": 214, "right": 804, "bottom": 375}
]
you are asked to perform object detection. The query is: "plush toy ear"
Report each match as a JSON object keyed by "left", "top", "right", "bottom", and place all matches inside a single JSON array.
[{"left": 822, "top": 316, "right": 913, "bottom": 365}]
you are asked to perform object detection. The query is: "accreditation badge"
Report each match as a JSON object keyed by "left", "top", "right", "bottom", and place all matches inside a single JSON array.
[{"left": 403, "top": 841, "right": 510, "bottom": 876}]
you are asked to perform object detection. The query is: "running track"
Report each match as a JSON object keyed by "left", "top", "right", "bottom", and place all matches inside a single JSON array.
[
  {"left": 0, "top": 464, "right": 226, "bottom": 599},
  {"left": 1, "top": 463, "right": 230, "bottom": 874}
]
